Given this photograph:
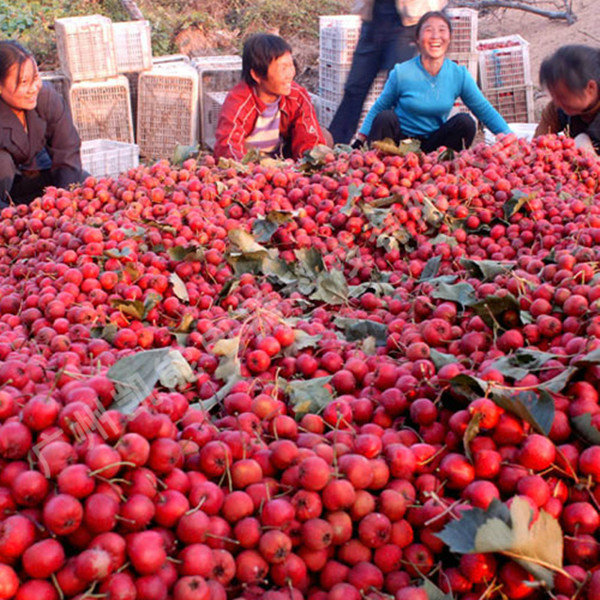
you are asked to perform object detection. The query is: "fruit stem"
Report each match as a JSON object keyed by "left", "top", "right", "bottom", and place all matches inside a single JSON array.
[
  {"left": 51, "top": 573, "right": 64, "bottom": 600},
  {"left": 499, "top": 550, "right": 572, "bottom": 579},
  {"left": 205, "top": 532, "right": 240, "bottom": 544},
  {"left": 184, "top": 496, "right": 206, "bottom": 515}
]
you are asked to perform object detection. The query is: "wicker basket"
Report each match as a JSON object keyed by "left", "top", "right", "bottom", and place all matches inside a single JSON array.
[
  {"left": 112, "top": 20, "right": 153, "bottom": 73},
  {"left": 137, "top": 64, "right": 199, "bottom": 160},
  {"left": 69, "top": 76, "right": 134, "bottom": 143},
  {"left": 477, "top": 34, "right": 532, "bottom": 90},
  {"left": 55, "top": 15, "right": 117, "bottom": 82},
  {"left": 81, "top": 139, "right": 139, "bottom": 179}
]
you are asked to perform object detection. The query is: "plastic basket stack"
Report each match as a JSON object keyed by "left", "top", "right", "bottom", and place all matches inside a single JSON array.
[
  {"left": 137, "top": 62, "right": 199, "bottom": 160},
  {"left": 54, "top": 14, "right": 150, "bottom": 178},
  {"left": 476, "top": 34, "right": 534, "bottom": 123},
  {"left": 192, "top": 56, "right": 242, "bottom": 150},
  {"left": 316, "top": 15, "right": 387, "bottom": 131},
  {"left": 445, "top": 8, "right": 478, "bottom": 118}
]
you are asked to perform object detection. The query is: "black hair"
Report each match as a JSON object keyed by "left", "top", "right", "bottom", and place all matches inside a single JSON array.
[
  {"left": 0, "top": 40, "right": 34, "bottom": 89},
  {"left": 242, "top": 33, "right": 292, "bottom": 86},
  {"left": 539, "top": 45, "right": 600, "bottom": 92},
  {"left": 415, "top": 11, "right": 453, "bottom": 41}
]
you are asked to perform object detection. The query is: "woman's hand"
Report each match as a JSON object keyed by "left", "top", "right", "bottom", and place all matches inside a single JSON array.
[{"left": 574, "top": 133, "right": 598, "bottom": 155}]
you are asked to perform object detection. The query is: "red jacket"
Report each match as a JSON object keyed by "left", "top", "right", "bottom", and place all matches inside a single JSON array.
[{"left": 213, "top": 80, "right": 325, "bottom": 161}]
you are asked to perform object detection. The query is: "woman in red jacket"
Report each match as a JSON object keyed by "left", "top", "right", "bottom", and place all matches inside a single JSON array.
[{"left": 0, "top": 40, "right": 84, "bottom": 206}]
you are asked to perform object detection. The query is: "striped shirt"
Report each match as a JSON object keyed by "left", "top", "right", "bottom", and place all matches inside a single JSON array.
[{"left": 244, "top": 98, "right": 282, "bottom": 155}]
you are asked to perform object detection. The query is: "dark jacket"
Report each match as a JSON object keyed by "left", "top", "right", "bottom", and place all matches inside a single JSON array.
[
  {"left": 213, "top": 80, "right": 325, "bottom": 161},
  {"left": 535, "top": 99, "right": 600, "bottom": 151},
  {"left": 0, "top": 82, "right": 82, "bottom": 189}
]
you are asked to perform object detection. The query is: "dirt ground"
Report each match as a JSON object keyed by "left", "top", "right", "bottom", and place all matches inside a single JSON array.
[{"left": 478, "top": 0, "right": 600, "bottom": 118}]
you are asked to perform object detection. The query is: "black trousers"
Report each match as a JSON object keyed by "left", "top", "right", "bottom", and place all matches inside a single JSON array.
[
  {"left": 367, "top": 110, "right": 477, "bottom": 153},
  {"left": 328, "top": 0, "right": 417, "bottom": 145}
]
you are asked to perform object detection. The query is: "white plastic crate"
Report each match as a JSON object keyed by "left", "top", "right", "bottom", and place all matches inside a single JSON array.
[
  {"left": 447, "top": 8, "right": 478, "bottom": 54},
  {"left": 319, "top": 68, "right": 387, "bottom": 107},
  {"left": 484, "top": 84, "right": 534, "bottom": 123},
  {"left": 477, "top": 34, "right": 532, "bottom": 90},
  {"left": 137, "top": 64, "right": 199, "bottom": 160},
  {"left": 40, "top": 71, "right": 70, "bottom": 105},
  {"left": 484, "top": 122, "right": 537, "bottom": 144},
  {"left": 319, "top": 15, "right": 361, "bottom": 66},
  {"left": 112, "top": 20, "right": 153, "bottom": 73},
  {"left": 447, "top": 52, "right": 478, "bottom": 80},
  {"left": 318, "top": 97, "right": 339, "bottom": 129},
  {"left": 55, "top": 15, "right": 117, "bottom": 82},
  {"left": 152, "top": 54, "right": 191, "bottom": 66},
  {"left": 201, "top": 91, "right": 227, "bottom": 150},
  {"left": 69, "top": 76, "right": 134, "bottom": 143},
  {"left": 192, "top": 56, "right": 242, "bottom": 142},
  {"left": 81, "top": 139, "right": 139, "bottom": 179}
]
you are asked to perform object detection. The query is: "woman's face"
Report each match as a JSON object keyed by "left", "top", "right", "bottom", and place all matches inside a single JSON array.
[
  {"left": 0, "top": 58, "right": 42, "bottom": 112},
  {"left": 252, "top": 51, "right": 296, "bottom": 101},
  {"left": 548, "top": 79, "right": 599, "bottom": 116},
  {"left": 418, "top": 16, "right": 451, "bottom": 61}
]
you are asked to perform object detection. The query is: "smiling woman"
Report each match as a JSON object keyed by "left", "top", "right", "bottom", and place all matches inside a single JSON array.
[
  {"left": 356, "top": 11, "right": 511, "bottom": 153},
  {"left": 0, "top": 40, "right": 84, "bottom": 206}
]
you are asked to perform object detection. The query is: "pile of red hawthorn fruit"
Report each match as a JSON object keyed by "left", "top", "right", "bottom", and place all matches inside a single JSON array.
[{"left": 2, "top": 133, "right": 600, "bottom": 600}]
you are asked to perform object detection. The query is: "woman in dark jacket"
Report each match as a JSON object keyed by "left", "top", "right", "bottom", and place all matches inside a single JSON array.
[{"left": 0, "top": 40, "right": 84, "bottom": 206}]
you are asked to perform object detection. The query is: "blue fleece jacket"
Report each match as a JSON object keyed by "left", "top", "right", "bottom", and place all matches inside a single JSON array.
[{"left": 359, "top": 55, "right": 510, "bottom": 138}]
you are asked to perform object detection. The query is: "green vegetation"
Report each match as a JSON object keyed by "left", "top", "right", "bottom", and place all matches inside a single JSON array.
[{"left": 1, "top": 0, "right": 351, "bottom": 71}]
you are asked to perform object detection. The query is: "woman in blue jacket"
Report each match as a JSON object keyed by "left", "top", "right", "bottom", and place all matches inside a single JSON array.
[
  {"left": 0, "top": 41, "right": 84, "bottom": 206},
  {"left": 357, "top": 11, "right": 511, "bottom": 152}
]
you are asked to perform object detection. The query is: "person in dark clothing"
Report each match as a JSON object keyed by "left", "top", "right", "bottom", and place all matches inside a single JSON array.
[
  {"left": 535, "top": 45, "right": 600, "bottom": 155},
  {"left": 328, "top": 0, "right": 447, "bottom": 145},
  {"left": 0, "top": 40, "right": 84, "bottom": 206}
]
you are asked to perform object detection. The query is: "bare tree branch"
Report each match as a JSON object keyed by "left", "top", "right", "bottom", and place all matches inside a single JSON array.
[
  {"left": 453, "top": 0, "right": 577, "bottom": 24},
  {"left": 119, "top": 0, "right": 145, "bottom": 20}
]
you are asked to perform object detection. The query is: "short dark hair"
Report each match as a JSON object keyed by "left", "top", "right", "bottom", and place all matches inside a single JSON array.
[
  {"left": 415, "top": 11, "right": 453, "bottom": 40},
  {"left": 540, "top": 45, "right": 600, "bottom": 92},
  {"left": 242, "top": 33, "right": 292, "bottom": 86},
  {"left": 0, "top": 40, "right": 34, "bottom": 89}
]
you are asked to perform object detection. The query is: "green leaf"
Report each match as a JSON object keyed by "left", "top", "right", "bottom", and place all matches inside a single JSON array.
[
  {"left": 539, "top": 367, "right": 577, "bottom": 394},
  {"left": 110, "top": 299, "right": 145, "bottom": 320},
  {"left": 90, "top": 324, "right": 118, "bottom": 344},
  {"left": 422, "top": 195, "right": 444, "bottom": 227},
  {"left": 310, "top": 270, "right": 348, "bottom": 305},
  {"left": 471, "top": 293, "right": 521, "bottom": 329},
  {"left": 104, "top": 247, "right": 132, "bottom": 259},
  {"left": 282, "top": 376, "right": 334, "bottom": 418},
  {"left": 504, "top": 190, "right": 531, "bottom": 220},
  {"left": 430, "top": 233, "right": 458, "bottom": 247},
  {"left": 363, "top": 206, "right": 390, "bottom": 229},
  {"left": 340, "top": 183, "right": 364, "bottom": 216},
  {"left": 252, "top": 210, "right": 297, "bottom": 243},
  {"left": 463, "top": 412, "right": 484, "bottom": 462},
  {"left": 108, "top": 349, "right": 195, "bottom": 413},
  {"left": 143, "top": 292, "right": 162, "bottom": 318},
  {"left": 431, "top": 281, "right": 477, "bottom": 308},
  {"left": 299, "top": 144, "right": 333, "bottom": 173},
  {"left": 291, "top": 330, "right": 324, "bottom": 350},
  {"left": 168, "top": 273, "right": 188, "bottom": 303},
  {"left": 172, "top": 143, "right": 199, "bottom": 166},
  {"left": 420, "top": 578, "right": 456, "bottom": 600},
  {"left": 490, "top": 349, "right": 559, "bottom": 380},
  {"left": 372, "top": 137, "right": 421, "bottom": 156},
  {"left": 438, "top": 497, "right": 563, "bottom": 589},
  {"left": 334, "top": 317, "right": 387, "bottom": 346},
  {"left": 460, "top": 258, "right": 515, "bottom": 281},
  {"left": 167, "top": 245, "right": 205, "bottom": 262},
  {"left": 430, "top": 348, "right": 458, "bottom": 369},
  {"left": 228, "top": 229, "right": 270, "bottom": 255},
  {"left": 492, "top": 390, "right": 555, "bottom": 436},
  {"left": 572, "top": 413, "right": 600, "bottom": 444},
  {"left": 420, "top": 255, "right": 442, "bottom": 282},
  {"left": 295, "top": 247, "right": 325, "bottom": 277},
  {"left": 437, "top": 147, "right": 455, "bottom": 162},
  {"left": 449, "top": 373, "right": 489, "bottom": 401},
  {"left": 348, "top": 281, "right": 395, "bottom": 298},
  {"left": 574, "top": 347, "right": 600, "bottom": 367},
  {"left": 121, "top": 225, "right": 147, "bottom": 239},
  {"left": 212, "top": 336, "right": 242, "bottom": 383}
]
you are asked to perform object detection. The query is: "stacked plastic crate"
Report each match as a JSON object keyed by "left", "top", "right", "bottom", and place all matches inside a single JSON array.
[
  {"left": 192, "top": 56, "right": 242, "bottom": 150},
  {"left": 317, "top": 15, "right": 388, "bottom": 132},
  {"left": 476, "top": 34, "right": 534, "bottom": 123},
  {"left": 445, "top": 8, "right": 479, "bottom": 117},
  {"left": 54, "top": 15, "right": 143, "bottom": 177}
]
